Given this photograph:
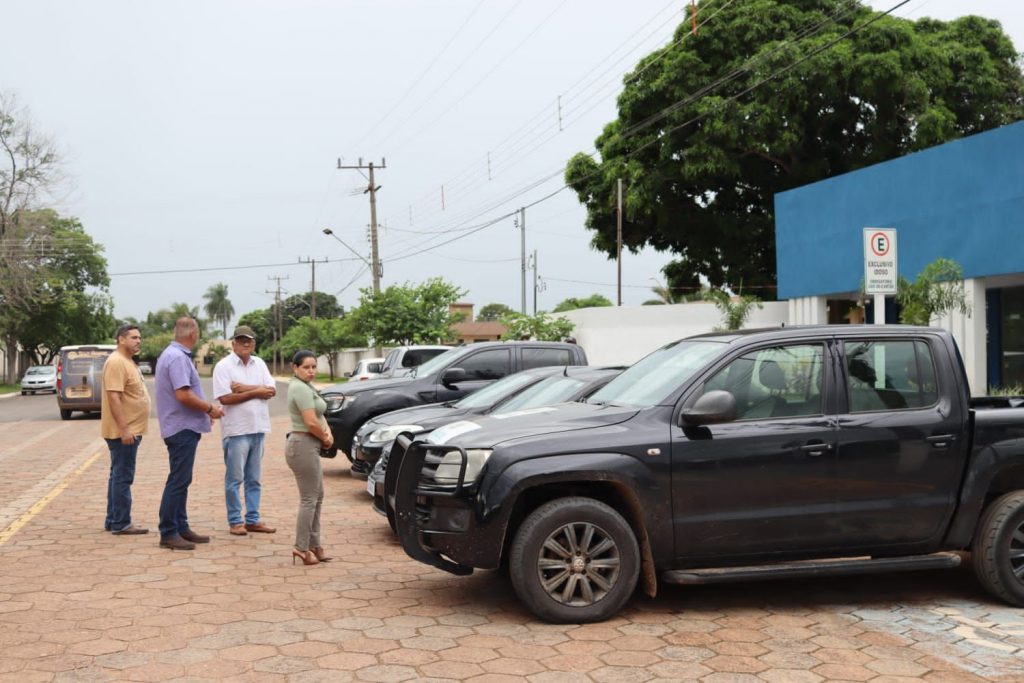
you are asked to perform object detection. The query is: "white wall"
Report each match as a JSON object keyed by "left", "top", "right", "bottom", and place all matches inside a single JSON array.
[
  {"left": 559, "top": 302, "right": 790, "bottom": 367},
  {"left": 329, "top": 348, "right": 389, "bottom": 377}
]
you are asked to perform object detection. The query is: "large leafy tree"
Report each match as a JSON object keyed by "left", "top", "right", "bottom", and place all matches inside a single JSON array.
[
  {"left": 566, "top": 1, "right": 1024, "bottom": 298},
  {"left": 478, "top": 302, "right": 514, "bottom": 322},
  {"left": 348, "top": 278, "right": 465, "bottom": 346},
  {"left": 202, "top": 282, "right": 235, "bottom": 338},
  {"left": 278, "top": 316, "right": 366, "bottom": 380},
  {"left": 0, "top": 210, "right": 112, "bottom": 377},
  {"left": 279, "top": 292, "right": 344, "bottom": 328}
]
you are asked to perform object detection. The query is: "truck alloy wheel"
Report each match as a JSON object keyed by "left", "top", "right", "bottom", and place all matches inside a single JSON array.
[
  {"left": 510, "top": 497, "right": 639, "bottom": 623},
  {"left": 972, "top": 490, "right": 1024, "bottom": 606}
]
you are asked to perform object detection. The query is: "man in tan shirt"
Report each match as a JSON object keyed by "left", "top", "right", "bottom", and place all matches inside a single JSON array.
[{"left": 101, "top": 324, "right": 152, "bottom": 535}]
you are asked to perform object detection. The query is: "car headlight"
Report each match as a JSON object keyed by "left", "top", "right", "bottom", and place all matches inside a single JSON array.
[
  {"left": 434, "top": 448, "right": 492, "bottom": 485},
  {"left": 325, "top": 394, "right": 355, "bottom": 412},
  {"left": 368, "top": 424, "right": 425, "bottom": 444}
]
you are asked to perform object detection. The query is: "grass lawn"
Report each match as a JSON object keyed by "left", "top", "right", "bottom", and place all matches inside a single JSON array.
[{"left": 0, "top": 384, "right": 20, "bottom": 394}]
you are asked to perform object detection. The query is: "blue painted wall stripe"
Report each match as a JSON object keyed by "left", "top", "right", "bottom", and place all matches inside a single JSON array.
[{"left": 775, "top": 121, "right": 1024, "bottom": 300}]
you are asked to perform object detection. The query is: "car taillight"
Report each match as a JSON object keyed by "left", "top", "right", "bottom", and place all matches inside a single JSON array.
[{"left": 57, "top": 360, "right": 62, "bottom": 391}]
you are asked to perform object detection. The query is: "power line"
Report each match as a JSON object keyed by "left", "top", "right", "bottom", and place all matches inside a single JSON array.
[
  {"left": 369, "top": 0, "right": 913, "bottom": 264},
  {"left": 108, "top": 257, "right": 360, "bottom": 277},
  {"left": 350, "top": 0, "right": 490, "bottom": 150}
]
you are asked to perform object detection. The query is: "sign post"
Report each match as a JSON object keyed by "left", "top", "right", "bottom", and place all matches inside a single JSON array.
[{"left": 863, "top": 228, "right": 897, "bottom": 325}]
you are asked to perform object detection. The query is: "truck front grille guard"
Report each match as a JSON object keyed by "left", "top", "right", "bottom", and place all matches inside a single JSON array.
[{"left": 391, "top": 435, "right": 473, "bottom": 576}]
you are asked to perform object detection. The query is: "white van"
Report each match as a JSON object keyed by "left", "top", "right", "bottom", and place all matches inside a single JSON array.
[{"left": 55, "top": 344, "right": 116, "bottom": 420}]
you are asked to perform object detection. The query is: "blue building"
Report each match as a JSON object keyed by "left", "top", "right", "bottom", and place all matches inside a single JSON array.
[{"left": 775, "top": 121, "right": 1024, "bottom": 393}]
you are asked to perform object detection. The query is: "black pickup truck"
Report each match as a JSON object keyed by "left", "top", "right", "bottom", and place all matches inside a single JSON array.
[
  {"left": 323, "top": 341, "right": 587, "bottom": 475},
  {"left": 390, "top": 325, "right": 1024, "bottom": 623}
]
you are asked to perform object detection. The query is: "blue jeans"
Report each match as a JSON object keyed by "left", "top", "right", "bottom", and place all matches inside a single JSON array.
[
  {"left": 159, "top": 429, "right": 201, "bottom": 539},
  {"left": 223, "top": 433, "right": 265, "bottom": 526},
  {"left": 105, "top": 436, "right": 141, "bottom": 531}
]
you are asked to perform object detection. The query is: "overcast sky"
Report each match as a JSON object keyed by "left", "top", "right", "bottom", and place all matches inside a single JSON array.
[{"left": 1, "top": 0, "right": 1021, "bottom": 328}]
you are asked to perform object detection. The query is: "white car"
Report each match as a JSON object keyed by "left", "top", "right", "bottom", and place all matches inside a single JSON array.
[
  {"left": 348, "top": 357, "right": 385, "bottom": 382},
  {"left": 20, "top": 365, "right": 58, "bottom": 394}
]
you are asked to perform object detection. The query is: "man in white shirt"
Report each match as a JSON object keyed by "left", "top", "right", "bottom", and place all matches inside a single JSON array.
[{"left": 212, "top": 325, "right": 277, "bottom": 536}]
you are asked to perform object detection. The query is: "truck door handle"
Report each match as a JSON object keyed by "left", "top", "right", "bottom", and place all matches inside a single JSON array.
[
  {"left": 800, "top": 442, "right": 833, "bottom": 456},
  {"left": 926, "top": 434, "right": 955, "bottom": 448}
]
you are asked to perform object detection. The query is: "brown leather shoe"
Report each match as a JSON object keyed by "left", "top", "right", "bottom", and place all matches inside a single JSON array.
[
  {"left": 245, "top": 522, "right": 276, "bottom": 533},
  {"left": 180, "top": 529, "right": 210, "bottom": 544},
  {"left": 229, "top": 524, "right": 248, "bottom": 536},
  {"left": 159, "top": 535, "right": 196, "bottom": 551}
]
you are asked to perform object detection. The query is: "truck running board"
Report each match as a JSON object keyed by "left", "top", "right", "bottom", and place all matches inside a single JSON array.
[{"left": 661, "top": 552, "right": 961, "bottom": 585}]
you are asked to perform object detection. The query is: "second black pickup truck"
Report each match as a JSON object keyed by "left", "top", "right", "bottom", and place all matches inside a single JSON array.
[
  {"left": 322, "top": 341, "right": 587, "bottom": 475},
  {"left": 390, "top": 325, "right": 1024, "bottom": 623}
]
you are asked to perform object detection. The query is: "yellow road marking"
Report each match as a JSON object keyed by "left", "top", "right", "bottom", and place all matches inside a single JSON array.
[{"left": 0, "top": 450, "right": 103, "bottom": 546}]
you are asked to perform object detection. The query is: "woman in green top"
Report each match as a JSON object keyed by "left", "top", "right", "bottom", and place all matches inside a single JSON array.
[{"left": 286, "top": 350, "right": 334, "bottom": 566}]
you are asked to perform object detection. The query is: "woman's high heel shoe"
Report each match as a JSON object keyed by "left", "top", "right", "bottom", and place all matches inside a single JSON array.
[
  {"left": 291, "top": 548, "right": 319, "bottom": 566},
  {"left": 311, "top": 546, "right": 333, "bottom": 562}
]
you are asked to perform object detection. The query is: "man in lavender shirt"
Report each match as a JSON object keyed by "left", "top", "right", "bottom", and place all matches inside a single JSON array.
[{"left": 154, "top": 317, "right": 225, "bottom": 550}]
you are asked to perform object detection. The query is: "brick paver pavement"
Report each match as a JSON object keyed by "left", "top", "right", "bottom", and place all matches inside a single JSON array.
[{"left": 1, "top": 412, "right": 1023, "bottom": 682}]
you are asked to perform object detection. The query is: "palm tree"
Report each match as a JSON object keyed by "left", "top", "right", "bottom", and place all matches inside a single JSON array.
[{"left": 203, "top": 283, "right": 234, "bottom": 338}]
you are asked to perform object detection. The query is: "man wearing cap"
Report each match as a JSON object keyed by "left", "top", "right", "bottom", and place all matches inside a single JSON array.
[{"left": 212, "top": 325, "right": 278, "bottom": 536}]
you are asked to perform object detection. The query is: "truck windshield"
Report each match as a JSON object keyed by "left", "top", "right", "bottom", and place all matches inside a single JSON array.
[
  {"left": 455, "top": 371, "right": 542, "bottom": 408},
  {"left": 410, "top": 346, "right": 469, "bottom": 378},
  {"left": 587, "top": 340, "right": 725, "bottom": 408}
]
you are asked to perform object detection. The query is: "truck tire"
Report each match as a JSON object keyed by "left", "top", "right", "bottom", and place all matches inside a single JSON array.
[
  {"left": 509, "top": 497, "right": 639, "bottom": 623},
  {"left": 972, "top": 490, "right": 1024, "bottom": 606},
  {"left": 59, "top": 409, "right": 72, "bottom": 420}
]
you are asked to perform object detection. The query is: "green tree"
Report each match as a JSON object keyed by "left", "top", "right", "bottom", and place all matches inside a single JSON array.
[
  {"left": 0, "top": 210, "right": 111, "bottom": 378},
  {"left": 553, "top": 294, "right": 614, "bottom": 312},
  {"left": 710, "top": 290, "right": 763, "bottom": 331},
  {"left": 140, "top": 332, "right": 173, "bottom": 362},
  {"left": 499, "top": 312, "right": 575, "bottom": 342},
  {"left": 478, "top": 302, "right": 514, "bottom": 322},
  {"left": 202, "top": 282, "right": 235, "bottom": 338},
  {"left": 131, "top": 302, "right": 209, "bottom": 363},
  {"left": 278, "top": 316, "right": 366, "bottom": 380},
  {"left": 565, "top": 2, "right": 1024, "bottom": 298},
  {"left": 278, "top": 291, "right": 344, "bottom": 330},
  {"left": 348, "top": 278, "right": 465, "bottom": 346},
  {"left": 895, "top": 258, "right": 970, "bottom": 326},
  {"left": 20, "top": 291, "right": 116, "bottom": 365}
]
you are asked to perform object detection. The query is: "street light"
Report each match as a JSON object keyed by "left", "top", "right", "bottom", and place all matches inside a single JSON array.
[{"left": 322, "top": 228, "right": 372, "bottom": 269}]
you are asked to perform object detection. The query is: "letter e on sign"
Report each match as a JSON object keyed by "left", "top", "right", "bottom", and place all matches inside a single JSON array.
[{"left": 863, "top": 228, "right": 897, "bottom": 294}]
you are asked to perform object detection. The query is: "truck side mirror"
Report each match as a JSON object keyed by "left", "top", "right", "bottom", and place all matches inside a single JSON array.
[
  {"left": 681, "top": 390, "right": 737, "bottom": 427},
  {"left": 441, "top": 367, "right": 467, "bottom": 386}
]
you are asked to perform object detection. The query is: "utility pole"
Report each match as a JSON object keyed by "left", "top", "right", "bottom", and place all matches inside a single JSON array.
[
  {"left": 337, "top": 158, "right": 385, "bottom": 295},
  {"left": 531, "top": 249, "right": 538, "bottom": 315},
  {"left": 519, "top": 207, "right": 527, "bottom": 314},
  {"left": 298, "top": 257, "right": 326, "bottom": 319},
  {"left": 266, "top": 275, "right": 289, "bottom": 374},
  {"left": 616, "top": 178, "right": 623, "bottom": 306}
]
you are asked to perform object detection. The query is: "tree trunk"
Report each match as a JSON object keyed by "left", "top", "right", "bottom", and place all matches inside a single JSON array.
[{"left": 4, "top": 336, "right": 18, "bottom": 383}]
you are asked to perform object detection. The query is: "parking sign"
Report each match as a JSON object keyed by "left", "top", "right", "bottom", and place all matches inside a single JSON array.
[{"left": 863, "top": 228, "right": 897, "bottom": 295}]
